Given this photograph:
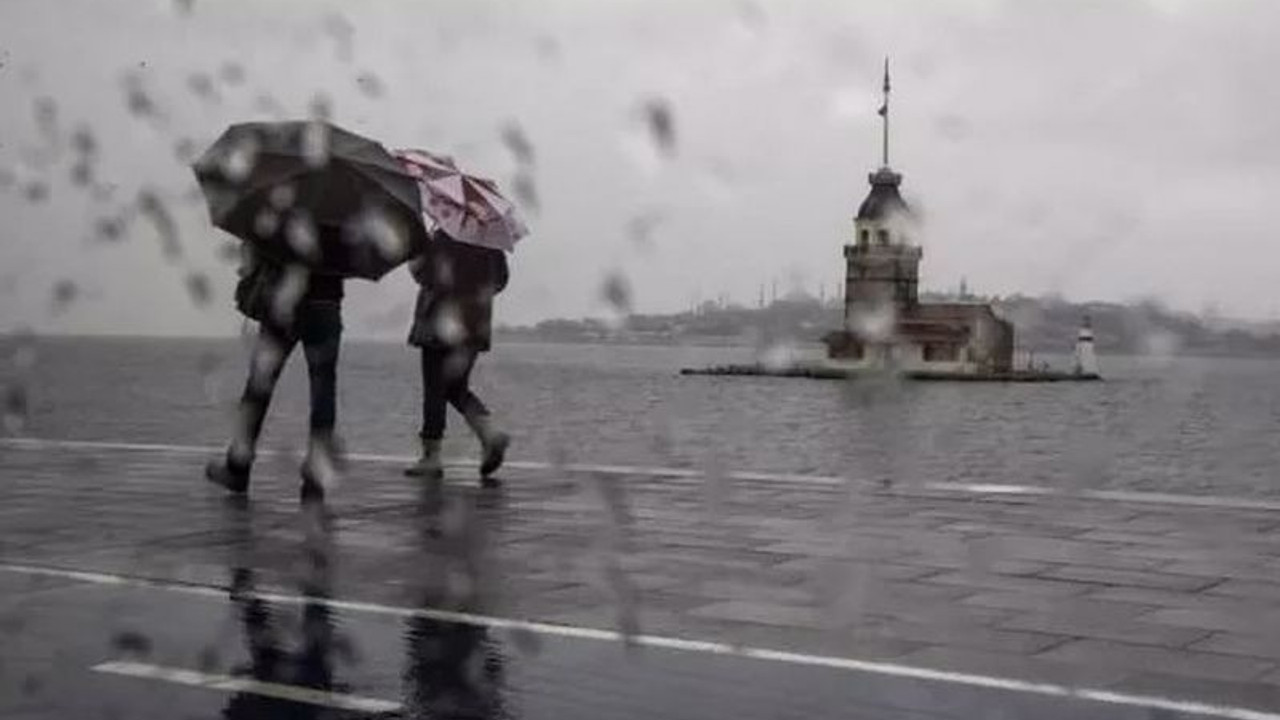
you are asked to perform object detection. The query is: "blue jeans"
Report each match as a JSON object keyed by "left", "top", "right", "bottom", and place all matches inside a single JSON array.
[{"left": 233, "top": 302, "right": 342, "bottom": 465}]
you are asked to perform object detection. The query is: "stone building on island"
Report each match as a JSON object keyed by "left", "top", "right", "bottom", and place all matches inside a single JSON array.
[{"left": 823, "top": 61, "right": 1014, "bottom": 373}]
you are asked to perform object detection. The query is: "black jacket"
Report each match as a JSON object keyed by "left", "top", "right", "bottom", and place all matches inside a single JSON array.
[{"left": 407, "top": 235, "right": 509, "bottom": 352}]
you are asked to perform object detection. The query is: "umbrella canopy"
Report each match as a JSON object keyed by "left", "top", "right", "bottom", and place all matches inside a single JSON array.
[
  {"left": 193, "top": 121, "right": 429, "bottom": 280},
  {"left": 394, "top": 149, "right": 528, "bottom": 252}
]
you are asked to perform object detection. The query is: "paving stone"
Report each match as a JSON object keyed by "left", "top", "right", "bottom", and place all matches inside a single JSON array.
[
  {"left": 852, "top": 619, "right": 1069, "bottom": 655},
  {"left": 916, "top": 570, "right": 1088, "bottom": 597},
  {"left": 960, "top": 592, "right": 1156, "bottom": 618},
  {"left": 1036, "top": 638, "right": 1275, "bottom": 682},
  {"left": 1037, "top": 565, "right": 1223, "bottom": 592},
  {"left": 998, "top": 613, "right": 1210, "bottom": 648},
  {"left": 1138, "top": 607, "right": 1280, "bottom": 633},
  {"left": 1191, "top": 632, "right": 1280, "bottom": 661},
  {"left": 1206, "top": 579, "right": 1280, "bottom": 602}
]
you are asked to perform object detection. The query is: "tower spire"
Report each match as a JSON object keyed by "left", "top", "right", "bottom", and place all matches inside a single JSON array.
[{"left": 877, "top": 57, "right": 891, "bottom": 168}]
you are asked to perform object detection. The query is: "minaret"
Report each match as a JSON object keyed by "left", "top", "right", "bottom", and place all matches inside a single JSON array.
[
  {"left": 1073, "top": 315, "right": 1099, "bottom": 377},
  {"left": 843, "top": 57, "right": 922, "bottom": 328}
]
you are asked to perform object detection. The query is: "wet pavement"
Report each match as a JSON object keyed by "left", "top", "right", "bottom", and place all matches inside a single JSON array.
[{"left": 4, "top": 438, "right": 1280, "bottom": 718}]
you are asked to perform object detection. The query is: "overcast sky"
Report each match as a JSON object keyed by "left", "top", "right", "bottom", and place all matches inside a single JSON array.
[{"left": 1, "top": 0, "right": 1277, "bottom": 337}]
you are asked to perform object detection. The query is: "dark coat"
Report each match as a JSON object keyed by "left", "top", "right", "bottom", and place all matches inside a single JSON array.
[{"left": 407, "top": 235, "right": 509, "bottom": 352}]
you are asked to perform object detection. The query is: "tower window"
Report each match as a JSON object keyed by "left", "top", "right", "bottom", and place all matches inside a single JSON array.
[
  {"left": 859, "top": 229, "right": 869, "bottom": 246},
  {"left": 877, "top": 229, "right": 890, "bottom": 245}
]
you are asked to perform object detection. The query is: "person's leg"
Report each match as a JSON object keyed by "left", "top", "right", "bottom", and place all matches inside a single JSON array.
[
  {"left": 443, "top": 349, "right": 508, "bottom": 480},
  {"left": 406, "top": 347, "right": 447, "bottom": 477},
  {"left": 299, "top": 303, "right": 342, "bottom": 499},
  {"left": 209, "top": 323, "right": 296, "bottom": 491}
]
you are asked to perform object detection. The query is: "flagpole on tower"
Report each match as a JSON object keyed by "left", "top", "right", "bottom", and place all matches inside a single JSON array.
[{"left": 879, "top": 57, "right": 891, "bottom": 168}]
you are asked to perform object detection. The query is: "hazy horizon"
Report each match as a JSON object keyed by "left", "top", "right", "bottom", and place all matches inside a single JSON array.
[{"left": 4, "top": 0, "right": 1280, "bottom": 339}]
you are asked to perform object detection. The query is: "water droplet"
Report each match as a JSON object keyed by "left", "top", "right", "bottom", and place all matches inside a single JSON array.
[
  {"left": 353, "top": 206, "right": 409, "bottom": 260},
  {"left": 508, "top": 627, "right": 542, "bottom": 656},
  {"left": 269, "top": 184, "right": 296, "bottom": 211},
  {"left": 2, "top": 383, "right": 29, "bottom": 434},
  {"left": 110, "top": 631, "right": 153, "bottom": 658},
  {"left": 173, "top": 0, "right": 194, "bottom": 15},
  {"left": 173, "top": 137, "right": 197, "bottom": 163},
  {"left": 254, "top": 209, "right": 280, "bottom": 238},
  {"left": 71, "top": 126, "right": 97, "bottom": 156},
  {"left": 252, "top": 93, "right": 284, "bottom": 118},
  {"left": 323, "top": 14, "right": 355, "bottom": 63},
  {"left": 32, "top": 96, "right": 57, "bottom": 138},
  {"left": 433, "top": 303, "right": 467, "bottom": 346},
  {"left": 122, "top": 73, "right": 158, "bottom": 118},
  {"left": 639, "top": 97, "right": 676, "bottom": 157},
  {"left": 302, "top": 121, "right": 330, "bottom": 168},
  {"left": 50, "top": 279, "right": 77, "bottom": 312},
  {"left": 355, "top": 72, "right": 384, "bottom": 98},
  {"left": 935, "top": 114, "right": 970, "bottom": 143},
  {"left": 534, "top": 35, "right": 561, "bottom": 63},
  {"left": 69, "top": 161, "right": 92, "bottom": 187},
  {"left": 94, "top": 216, "right": 126, "bottom": 243},
  {"left": 137, "top": 189, "right": 182, "bottom": 259},
  {"left": 221, "top": 135, "right": 258, "bottom": 182},
  {"left": 23, "top": 181, "right": 49, "bottom": 203},
  {"left": 308, "top": 94, "right": 333, "bottom": 122},
  {"left": 216, "top": 241, "right": 240, "bottom": 263},
  {"left": 186, "top": 272, "right": 212, "bottom": 307},
  {"left": 285, "top": 214, "right": 320, "bottom": 261},
  {"left": 625, "top": 211, "right": 663, "bottom": 249},
  {"left": 269, "top": 266, "right": 309, "bottom": 326},
  {"left": 186, "top": 72, "right": 218, "bottom": 102},
  {"left": 196, "top": 646, "right": 220, "bottom": 672},
  {"left": 850, "top": 303, "right": 896, "bottom": 343},
  {"left": 599, "top": 272, "right": 632, "bottom": 330},
  {"left": 0, "top": 166, "right": 15, "bottom": 190},
  {"left": 500, "top": 122, "right": 535, "bottom": 167},
  {"left": 511, "top": 171, "right": 539, "bottom": 213},
  {"left": 218, "top": 62, "right": 245, "bottom": 86}
]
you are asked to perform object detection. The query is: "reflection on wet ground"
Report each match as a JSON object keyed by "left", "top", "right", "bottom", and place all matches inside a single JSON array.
[{"left": 4, "top": 442, "right": 1280, "bottom": 718}]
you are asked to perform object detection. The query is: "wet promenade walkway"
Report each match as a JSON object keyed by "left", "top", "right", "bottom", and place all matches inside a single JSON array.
[{"left": 3, "top": 436, "right": 1280, "bottom": 718}]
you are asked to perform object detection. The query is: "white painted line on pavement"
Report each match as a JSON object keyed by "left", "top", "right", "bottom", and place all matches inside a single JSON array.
[
  {"left": 7, "top": 562, "right": 1280, "bottom": 720},
  {"left": 6, "top": 436, "right": 1280, "bottom": 510},
  {"left": 93, "top": 660, "right": 402, "bottom": 713}
]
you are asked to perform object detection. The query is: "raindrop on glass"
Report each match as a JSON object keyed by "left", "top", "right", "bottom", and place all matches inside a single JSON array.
[
  {"left": 186, "top": 272, "right": 212, "bottom": 307},
  {"left": 269, "top": 184, "right": 296, "bottom": 211},
  {"left": 110, "top": 631, "right": 153, "bottom": 658},
  {"left": 355, "top": 72, "right": 384, "bottom": 98},
  {"left": 2, "top": 383, "right": 28, "bottom": 434},
  {"left": 23, "top": 181, "right": 49, "bottom": 204},
  {"left": 254, "top": 209, "right": 280, "bottom": 239},
  {"left": 511, "top": 171, "right": 539, "bottom": 213},
  {"left": 500, "top": 122, "right": 535, "bottom": 167},
  {"left": 218, "top": 62, "right": 245, "bottom": 86},
  {"left": 50, "top": 279, "right": 78, "bottom": 311},
  {"left": 32, "top": 96, "right": 58, "bottom": 138},
  {"left": 173, "top": 137, "right": 197, "bottom": 163},
  {"left": 639, "top": 97, "right": 677, "bottom": 157},
  {"left": 302, "top": 120, "right": 330, "bottom": 168},
  {"left": 221, "top": 135, "right": 258, "bottom": 182},
  {"left": 137, "top": 189, "right": 182, "bottom": 259},
  {"left": 285, "top": 214, "right": 320, "bottom": 261},
  {"left": 186, "top": 72, "right": 218, "bottom": 102},
  {"left": 94, "top": 216, "right": 125, "bottom": 243},
  {"left": 70, "top": 161, "right": 92, "bottom": 187}
]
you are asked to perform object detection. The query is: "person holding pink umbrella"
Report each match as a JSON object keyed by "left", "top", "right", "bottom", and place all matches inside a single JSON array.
[{"left": 396, "top": 149, "right": 528, "bottom": 483}]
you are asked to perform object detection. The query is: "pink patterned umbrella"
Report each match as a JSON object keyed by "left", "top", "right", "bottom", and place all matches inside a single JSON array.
[{"left": 394, "top": 148, "right": 528, "bottom": 252}]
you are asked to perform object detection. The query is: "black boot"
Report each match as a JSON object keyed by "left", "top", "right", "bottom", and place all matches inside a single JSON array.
[{"left": 205, "top": 456, "right": 250, "bottom": 494}]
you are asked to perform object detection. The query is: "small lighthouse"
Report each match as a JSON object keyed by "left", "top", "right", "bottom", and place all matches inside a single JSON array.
[{"left": 1073, "top": 316, "right": 1099, "bottom": 377}]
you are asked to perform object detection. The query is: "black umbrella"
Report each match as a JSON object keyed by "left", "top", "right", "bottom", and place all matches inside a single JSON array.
[{"left": 193, "top": 121, "right": 428, "bottom": 280}]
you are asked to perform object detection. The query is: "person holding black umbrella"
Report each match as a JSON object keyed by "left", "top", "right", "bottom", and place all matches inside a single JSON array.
[{"left": 195, "top": 121, "right": 428, "bottom": 501}]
